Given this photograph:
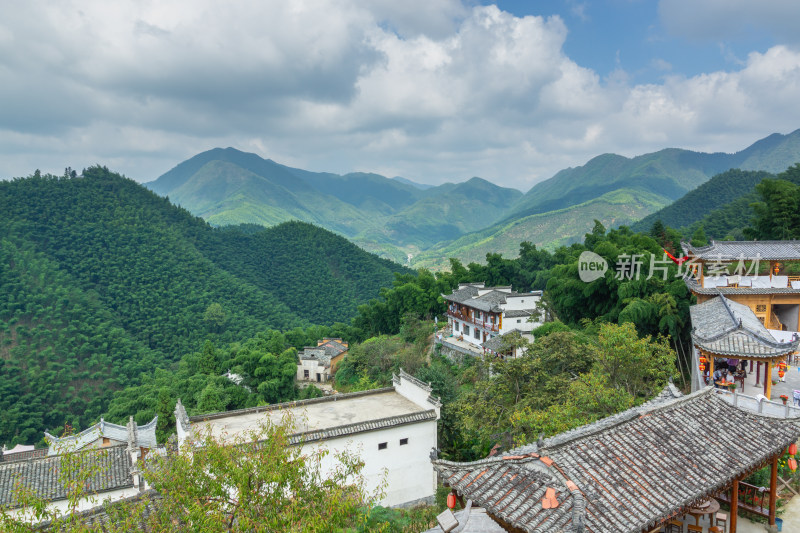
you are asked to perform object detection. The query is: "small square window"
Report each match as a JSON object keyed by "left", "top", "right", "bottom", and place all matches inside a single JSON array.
[
  {"left": 400, "top": 438, "right": 409, "bottom": 446},
  {"left": 474, "top": 328, "right": 480, "bottom": 339},
  {"left": 378, "top": 442, "right": 388, "bottom": 450},
  {"left": 517, "top": 319, "right": 521, "bottom": 323}
]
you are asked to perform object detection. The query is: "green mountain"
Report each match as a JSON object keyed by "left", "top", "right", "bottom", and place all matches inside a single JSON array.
[
  {"left": 409, "top": 130, "right": 800, "bottom": 268},
  {"left": 507, "top": 129, "right": 800, "bottom": 222},
  {"left": 148, "top": 148, "right": 522, "bottom": 262},
  {"left": 669, "top": 164, "right": 800, "bottom": 240},
  {"left": 630, "top": 169, "right": 774, "bottom": 234},
  {"left": 0, "top": 167, "right": 406, "bottom": 444},
  {"left": 413, "top": 188, "right": 665, "bottom": 268}
]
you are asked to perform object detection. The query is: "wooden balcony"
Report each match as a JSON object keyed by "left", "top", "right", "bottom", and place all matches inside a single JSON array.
[{"left": 447, "top": 308, "right": 499, "bottom": 332}]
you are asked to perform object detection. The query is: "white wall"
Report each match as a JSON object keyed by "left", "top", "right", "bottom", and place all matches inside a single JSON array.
[
  {"left": 502, "top": 293, "right": 541, "bottom": 311},
  {"left": 8, "top": 487, "right": 140, "bottom": 523},
  {"left": 297, "top": 359, "right": 327, "bottom": 382},
  {"left": 312, "top": 420, "right": 438, "bottom": 507}
]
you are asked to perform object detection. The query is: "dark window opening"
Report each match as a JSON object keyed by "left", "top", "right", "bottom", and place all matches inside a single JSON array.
[
  {"left": 378, "top": 442, "right": 388, "bottom": 450},
  {"left": 400, "top": 438, "right": 409, "bottom": 446}
]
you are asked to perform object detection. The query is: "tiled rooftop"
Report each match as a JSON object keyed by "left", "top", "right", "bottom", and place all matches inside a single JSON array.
[
  {"left": 690, "top": 295, "right": 799, "bottom": 358},
  {"left": 433, "top": 386, "right": 800, "bottom": 533},
  {"left": 0, "top": 445, "right": 134, "bottom": 509}
]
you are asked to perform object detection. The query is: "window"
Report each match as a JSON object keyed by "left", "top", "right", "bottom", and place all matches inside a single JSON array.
[
  {"left": 463, "top": 325, "right": 470, "bottom": 335},
  {"left": 400, "top": 438, "right": 409, "bottom": 446},
  {"left": 474, "top": 328, "right": 480, "bottom": 339},
  {"left": 756, "top": 304, "right": 767, "bottom": 313},
  {"left": 378, "top": 442, "right": 388, "bottom": 450},
  {"left": 475, "top": 311, "right": 481, "bottom": 320},
  {"left": 303, "top": 369, "right": 309, "bottom": 378},
  {"left": 453, "top": 321, "right": 459, "bottom": 331},
  {"left": 101, "top": 437, "right": 110, "bottom": 447},
  {"left": 517, "top": 319, "right": 522, "bottom": 323}
]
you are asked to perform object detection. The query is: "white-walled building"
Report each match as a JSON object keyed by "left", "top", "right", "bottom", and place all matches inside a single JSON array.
[
  {"left": 0, "top": 418, "right": 152, "bottom": 522},
  {"left": 296, "top": 338, "right": 348, "bottom": 384},
  {"left": 175, "top": 370, "right": 441, "bottom": 507},
  {"left": 444, "top": 283, "right": 543, "bottom": 348}
]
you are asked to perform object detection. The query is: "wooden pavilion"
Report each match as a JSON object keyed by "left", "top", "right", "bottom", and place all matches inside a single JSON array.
[
  {"left": 431, "top": 386, "right": 800, "bottom": 533},
  {"left": 690, "top": 294, "right": 799, "bottom": 399}
]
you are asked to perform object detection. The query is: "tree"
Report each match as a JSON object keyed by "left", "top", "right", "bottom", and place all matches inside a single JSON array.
[
  {"left": 203, "top": 303, "right": 227, "bottom": 334},
  {"left": 589, "top": 322, "right": 675, "bottom": 400},
  {"left": 690, "top": 226, "right": 708, "bottom": 247},
  {"left": 745, "top": 178, "right": 800, "bottom": 240}
]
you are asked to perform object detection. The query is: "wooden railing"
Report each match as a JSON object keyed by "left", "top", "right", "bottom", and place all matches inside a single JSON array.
[
  {"left": 717, "top": 481, "right": 769, "bottom": 518},
  {"left": 447, "top": 309, "right": 499, "bottom": 332},
  {"left": 770, "top": 311, "right": 785, "bottom": 331}
]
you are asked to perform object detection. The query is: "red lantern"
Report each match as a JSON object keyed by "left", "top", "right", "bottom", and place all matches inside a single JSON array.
[
  {"left": 779, "top": 370, "right": 786, "bottom": 379},
  {"left": 789, "top": 458, "right": 797, "bottom": 472},
  {"left": 779, "top": 361, "right": 788, "bottom": 372},
  {"left": 447, "top": 492, "right": 457, "bottom": 509},
  {"left": 699, "top": 355, "right": 708, "bottom": 365},
  {"left": 789, "top": 443, "right": 797, "bottom": 456},
  {"left": 699, "top": 364, "right": 706, "bottom": 372}
]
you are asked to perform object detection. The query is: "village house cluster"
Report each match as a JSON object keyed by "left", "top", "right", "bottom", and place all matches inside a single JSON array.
[{"left": 4, "top": 248, "right": 800, "bottom": 532}]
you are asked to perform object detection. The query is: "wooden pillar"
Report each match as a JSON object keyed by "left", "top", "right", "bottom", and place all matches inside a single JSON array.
[
  {"left": 766, "top": 360, "right": 773, "bottom": 399},
  {"left": 750, "top": 359, "right": 754, "bottom": 372},
  {"left": 769, "top": 455, "right": 778, "bottom": 526},
  {"left": 709, "top": 355, "right": 715, "bottom": 385},
  {"left": 756, "top": 361, "right": 761, "bottom": 386},
  {"left": 700, "top": 260, "right": 705, "bottom": 287},
  {"left": 731, "top": 477, "right": 739, "bottom": 533}
]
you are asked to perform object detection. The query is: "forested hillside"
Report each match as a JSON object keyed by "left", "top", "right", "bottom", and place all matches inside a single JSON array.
[
  {"left": 148, "top": 148, "right": 523, "bottom": 262},
  {"left": 0, "top": 167, "right": 406, "bottom": 444},
  {"left": 631, "top": 169, "right": 774, "bottom": 233}
]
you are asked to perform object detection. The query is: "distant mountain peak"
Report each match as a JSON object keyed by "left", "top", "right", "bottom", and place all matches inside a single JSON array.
[{"left": 392, "top": 176, "right": 434, "bottom": 190}]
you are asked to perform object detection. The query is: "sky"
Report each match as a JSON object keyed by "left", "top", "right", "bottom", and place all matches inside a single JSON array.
[{"left": 2, "top": 0, "right": 800, "bottom": 191}]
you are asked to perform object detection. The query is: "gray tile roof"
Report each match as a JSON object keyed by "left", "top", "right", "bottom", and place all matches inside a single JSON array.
[
  {"left": 433, "top": 387, "right": 800, "bottom": 533},
  {"left": 482, "top": 330, "right": 528, "bottom": 354},
  {"left": 682, "top": 240, "right": 800, "bottom": 261},
  {"left": 502, "top": 310, "right": 532, "bottom": 318},
  {"left": 690, "top": 295, "right": 799, "bottom": 358},
  {"left": 444, "top": 285, "right": 541, "bottom": 313},
  {"left": 0, "top": 445, "right": 134, "bottom": 509},
  {"left": 298, "top": 346, "right": 332, "bottom": 365},
  {"left": 45, "top": 417, "right": 158, "bottom": 455}
]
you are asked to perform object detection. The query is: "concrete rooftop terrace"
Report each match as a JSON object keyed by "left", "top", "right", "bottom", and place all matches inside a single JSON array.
[{"left": 190, "top": 388, "right": 428, "bottom": 443}]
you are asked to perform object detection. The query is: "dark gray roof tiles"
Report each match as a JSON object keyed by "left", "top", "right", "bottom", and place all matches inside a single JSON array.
[
  {"left": 433, "top": 387, "right": 800, "bottom": 533},
  {"left": 0, "top": 445, "right": 134, "bottom": 508},
  {"left": 690, "top": 295, "right": 799, "bottom": 358},
  {"left": 444, "top": 285, "right": 541, "bottom": 313},
  {"left": 284, "top": 410, "right": 437, "bottom": 445},
  {"left": 682, "top": 240, "right": 800, "bottom": 261},
  {"left": 482, "top": 330, "right": 528, "bottom": 353},
  {"left": 502, "top": 310, "right": 533, "bottom": 318}
]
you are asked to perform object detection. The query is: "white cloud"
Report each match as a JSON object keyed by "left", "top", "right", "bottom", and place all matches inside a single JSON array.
[{"left": 0, "top": 0, "right": 799, "bottom": 191}]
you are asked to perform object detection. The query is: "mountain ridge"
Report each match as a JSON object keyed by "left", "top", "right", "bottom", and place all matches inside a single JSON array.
[{"left": 148, "top": 129, "right": 800, "bottom": 266}]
